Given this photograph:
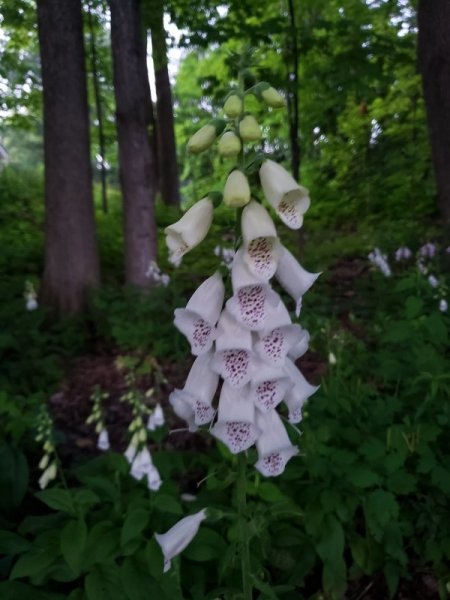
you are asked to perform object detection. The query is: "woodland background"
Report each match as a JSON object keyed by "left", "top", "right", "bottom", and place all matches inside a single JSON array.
[{"left": 0, "top": 1, "right": 449, "bottom": 599}]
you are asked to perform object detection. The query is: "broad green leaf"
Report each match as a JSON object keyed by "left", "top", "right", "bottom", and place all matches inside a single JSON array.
[
  {"left": 0, "top": 531, "right": 31, "bottom": 555},
  {"left": 121, "top": 508, "right": 149, "bottom": 547},
  {"left": 35, "top": 489, "right": 76, "bottom": 515},
  {"left": 60, "top": 519, "right": 87, "bottom": 573}
]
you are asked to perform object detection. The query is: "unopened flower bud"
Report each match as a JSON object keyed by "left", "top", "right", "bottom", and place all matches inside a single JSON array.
[
  {"left": 187, "top": 125, "right": 216, "bottom": 154},
  {"left": 139, "top": 428, "right": 147, "bottom": 442},
  {"left": 239, "top": 115, "right": 261, "bottom": 142},
  {"left": 38, "top": 462, "right": 57, "bottom": 490},
  {"left": 261, "top": 86, "right": 286, "bottom": 108},
  {"left": 187, "top": 120, "right": 226, "bottom": 154},
  {"left": 223, "top": 170, "right": 251, "bottom": 208},
  {"left": 218, "top": 132, "right": 241, "bottom": 158},
  {"left": 39, "top": 454, "right": 50, "bottom": 470},
  {"left": 223, "top": 94, "right": 242, "bottom": 118}
]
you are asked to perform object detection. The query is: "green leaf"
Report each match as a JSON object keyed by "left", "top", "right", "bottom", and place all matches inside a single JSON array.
[
  {"left": 84, "top": 521, "right": 119, "bottom": 566},
  {"left": 347, "top": 466, "right": 380, "bottom": 488},
  {"left": 35, "top": 489, "right": 76, "bottom": 515},
  {"left": 182, "top": 528, "right": 227, "bottom": 562},
  {"left": 152, "top": 494, "right": 183, "bottom": 515},
  {"left": 405, "top": 296, "right": 423, "bottom": 319},
  {"left": 10, "top": 549, "right": 56, "bottom": 580},
  {"left": 0, "top": 531, "right": 31, "bottom": 555},
  {"left": 316, "top": 515, "right": 345, "bottom": 564},
  {"left": 0, "top": 443, "right": 29, "bottom": 510},
  {"left": 256, "top": 482, "right": 288, "bottom": 503},
  {"left": 60, "top": 519, "right": 87, "bottom": 574},
  {"left": 120, "top": 557, "right": 159, "bottom": 600},
  {"left": 364, "top": 490, "right": 399, "bottom": 542},
  {"left": 85, "top": 564, "right": 124, "bottom": 600},
  {"left": 121, "top": 508, "right": 149, "bottom": 547}
]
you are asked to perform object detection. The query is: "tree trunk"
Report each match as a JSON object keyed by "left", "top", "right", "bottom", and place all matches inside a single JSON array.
[
  {"left": 109, "top": 0, "right": 158, "bottom": 287},
  {"left": 87, "top": 0, "right": 108, "bottom": 214},
  {"left": 37, "top": 0, "right": 100, "bottom": 315},
  {"left": 151, "top": 0, "right": 181, "bottom": 205},
  {"left": 286, "top": 0, "right": 300, "bottom": 181},
  {"left": 418, "top": 0, "right": 450, "bottom": 222}
]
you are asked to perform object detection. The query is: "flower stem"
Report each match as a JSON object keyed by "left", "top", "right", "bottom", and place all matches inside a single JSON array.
[{"left": 236, "top": 452, "right": 252, "bottom": 600}]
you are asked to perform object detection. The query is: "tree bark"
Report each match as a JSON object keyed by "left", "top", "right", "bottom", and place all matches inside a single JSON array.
[
  {"left": 37, "top": 0, "right": 100, "bottom": 315},
  {"left": 109, "top": 0, "right": 158, "bottom": 287},
  {"left": 151, "top": 0, "right": 181, "bottom": 205},
  {"left": 87, "top": 0, "right": 108, "bottom": 214},
  {"left": 286, "top": 0, "right": 300, "bottom": 181},
  {"left": 418, "top": 0, "right": 450, "bottom": 222}
]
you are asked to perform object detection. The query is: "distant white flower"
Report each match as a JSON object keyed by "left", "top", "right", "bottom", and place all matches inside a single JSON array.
[
  {"left": 419, "top": 242, "right": 436, "bottom": 259},
  {"left": 439, "top": 299, "right": 448, "bottom": 312},
  {"left": 125, "top": 445, "right": 162, "bottom": 492},
  {"left": 147, "top": 403, "right": 165, "bottom": 431},
  {"left": 26, "top": 297, "right": 38, "bottom": 311},
  {"left": 428, "top": 275, "right": 439, "bottom": 288},
  {"left": 38, "top": 462, "right": 57, "bottom": 490},
  {"left": 155, "top": 509, "right": 207, "bottom": 572},
  {"left": 328, "top": 351, "right": 337, "bottom": 365},
  {"left": 259, "top": 159, "right": 310, "bottom": 229},
  {"left": 417, "top": 260, "right": 428, "bottom": 275},
  {"left": 395, "top": 246, "right": 412, "bottom": 261},
  {"left": 368, "top": 248, "right": 392, "bottom": 277},
  {"left": 97, "top": 428, "right": 110, "bottom": 451}
]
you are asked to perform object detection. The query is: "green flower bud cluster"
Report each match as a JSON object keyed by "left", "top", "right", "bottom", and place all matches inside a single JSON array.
[
  {"left": 185, "top": 78, "right": 286, "bottom": 209},
  {"left": 35, "top": 407, "right": 58, "bottom": 489},
  {"left": 86, "top": 385, "right": 109, "bottom": 434},
  {"left": 120, "top": 380, "right": 153, "bottom": 449}
]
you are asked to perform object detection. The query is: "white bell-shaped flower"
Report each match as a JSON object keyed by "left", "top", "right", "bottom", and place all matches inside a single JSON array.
[
  {"left": 165, "top": 198, "right": 214, "bottom": 263},
  {"left": 155, "top": 509, "right": 208, "bottom": 573},
  {"left": 211, "top": 383, "right": 260, "bottom": 453},
  {"left": 249, "top": 361, "right": 293, "bottom": 413},
  {"left": 255, "top": 410, "right": 299, "bottom": 477},
  {"left": 127, "top": 446, "right": 163, "bottom": 491},
  {"left": 255, "top": 302, "right": 305, "bottom": 367},
  {"left": 169, "top": 351, "right": 218, "bottom": 428},
  {"left": 284, "top": 359, "right": 319, "bottom": 423},
  {"left": 288, "top": 328, "right": 310, "bottom": 360},
  {"left": 97, "top": 428, "right": 110, "bottom": 451},
  {"left": 38, "top": 462, "right": 57, "bottom": 490},
  {"left": 147, "top": 403, "right": 165, "bottom": 431},
  {"left": 226, "top": 249, "right": 280, "bottom": 331},
  {"left": 212, "top": 310, "right": 257, "bottom": 387},
  {"left": 241, "top": 201, "right": 282, "bottom": 280},
  {"left": 174, "top": 272, "right": 225, "bottom": 355},
  {"left": 259, "top": 160, "right": 310, "bottom": 229},
  {"left": 276, "top": 247, "right": 321, "bottom": 316}
]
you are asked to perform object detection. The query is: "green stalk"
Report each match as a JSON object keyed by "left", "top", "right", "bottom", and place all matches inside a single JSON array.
[{"left": 237, "top": 452, "right": 252, "bottom": 600}]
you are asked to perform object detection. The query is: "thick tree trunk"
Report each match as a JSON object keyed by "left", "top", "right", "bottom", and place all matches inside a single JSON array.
[
  {"left": 109, "top": 0, "right": 158, "bottom": 287},
  {"left": 151, "top": 0, "right": 181, "bottom": 205},
  {"left": 418, "top": 0, "right": 450, "bottom": 222},
  {"left": 37, "top": 0, "right": 100, "bottom": 315},
  {"left": 87, "top": 0, "right": 108, "bottom": 214}
]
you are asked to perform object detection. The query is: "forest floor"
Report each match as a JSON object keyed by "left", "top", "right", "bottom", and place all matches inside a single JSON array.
[{"left": 43, "top": 255, "right": 442, "bottom": 599}]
